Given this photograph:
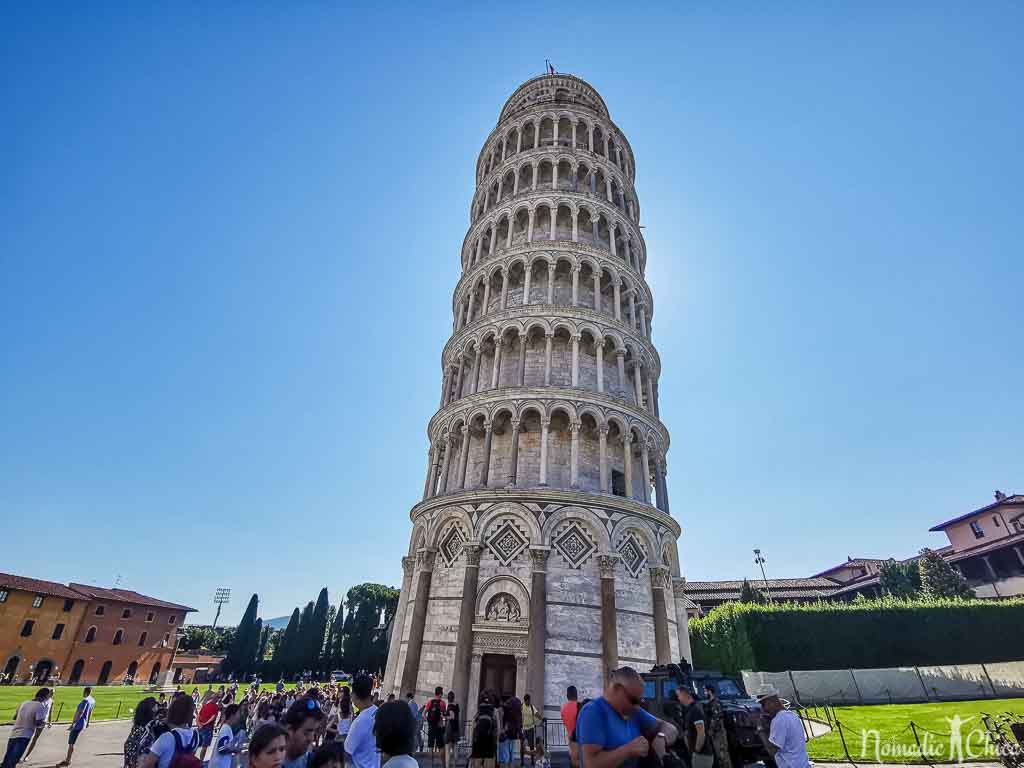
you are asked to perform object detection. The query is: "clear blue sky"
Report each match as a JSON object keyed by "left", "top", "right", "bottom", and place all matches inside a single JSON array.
[{"left": 3, "top": 3, "right": 1021, "bottom": 625}]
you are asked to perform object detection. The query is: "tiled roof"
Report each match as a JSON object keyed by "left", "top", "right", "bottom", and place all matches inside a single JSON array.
[
  {"left": 0, "top": 573, "right": 84, "bottom": 600},
  {"left": 810, "top": 558, "right": 886, "bottom": 579},
  {"left": 929, "top": 494, "right": 1024, "bottom": 531},
  {"left": 68, "top": 583, "right": 195, "bottom": 612},
  {"left": 684, "top": 577, "right": 840, "bottom": 602},
  {"left": 942, "top": 529, "right": 1024, "bottom": 563}
]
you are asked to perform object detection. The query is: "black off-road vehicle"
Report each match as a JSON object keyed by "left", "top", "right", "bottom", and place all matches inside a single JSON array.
[{"left": 640, "top": 661, "right": 773, "bottom": 768}]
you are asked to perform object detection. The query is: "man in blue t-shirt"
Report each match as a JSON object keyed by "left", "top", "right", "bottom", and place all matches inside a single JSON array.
[{"left": 576, "top": 667, "right": 678, "bottom": 768}]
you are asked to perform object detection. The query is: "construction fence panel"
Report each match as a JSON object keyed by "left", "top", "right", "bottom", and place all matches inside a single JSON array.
[
  {"left": 741, "top": 671, "right": 796, "bottom": 703},
  {"left": 917, "top": 664, "right": 994, "bottom": 701},
  {"left": 790, "top": 668, "right": 861, "bottom": 705},
  {"left": 984, "top": 661, "right": 1024, "bottom": 697},
  {"left": 852, "top": 666, "right": 928, "bottom": 704}
]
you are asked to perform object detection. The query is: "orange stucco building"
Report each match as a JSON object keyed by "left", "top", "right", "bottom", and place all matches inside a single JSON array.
[{"left": 0, "top": 572, "right": 194, "bottom": 686}]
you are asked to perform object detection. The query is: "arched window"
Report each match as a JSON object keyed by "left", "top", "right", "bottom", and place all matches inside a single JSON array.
[
  {"left": 138, "top": 631, "right": 148, "bottom": 647},
  {"left": 84, "top": 626, "right": 97, "bottom": 643},
  {"left": 112, "top": 629, "right": 124, "bottom": 646}
]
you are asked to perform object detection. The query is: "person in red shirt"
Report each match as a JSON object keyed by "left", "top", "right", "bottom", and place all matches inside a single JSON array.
[
  {"left": 560, "top": 687, "right": 580, "bottom": 768},
  {"left": 196, "top": 691, "right": 222, "bottom": 763}
]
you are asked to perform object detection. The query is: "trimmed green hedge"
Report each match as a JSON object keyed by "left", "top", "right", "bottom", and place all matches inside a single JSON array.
[{"left": 689, "top": 596, "right": 1024, "bottom": 674}]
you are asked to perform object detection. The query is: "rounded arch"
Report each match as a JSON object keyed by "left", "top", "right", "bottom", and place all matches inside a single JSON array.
[
  {"left": 427, "top": 506, "right": 475, "bottom": 550},
  {"left": 610, "top": 518, "right": 659, "bottom": 562},
  {"left": 474, "top": 501, "right": 542, "bottom": 545},
  {"left": 542, "top": 505, "right": 611, "bottom": 551},
  {"left": 408, "top": 524, "right": 428, "bottom": 556},
  {"left": 475, "top": 574, "right": 531, "bottom": 623}
]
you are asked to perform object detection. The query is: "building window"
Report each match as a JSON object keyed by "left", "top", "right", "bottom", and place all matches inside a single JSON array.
[
  {"left": 970, "top": 521, "right": 985, "bottom": 539},
  {"left": 145, "top": 612, "right": 154, "bottom": 623},
  {"left": 85, "top": 626, "right": 97, "bottom": 643},
  {"left": 163, "top": 633, "right": 170, "bottom": 646},
  {"left": 53, "top": 623, "right": 65, "bottom": 640},
  {"left": 113, "top": 629, "right": 124, "bottom": 646},
  {"left": 32, "top": 595, "right": 44, "bottom": 608},
  {"left": 63, "top": 599, "right": 74, "bottom": 612},
  {"left": 168, "top": 615, "right": 177, "bottom": 625},
  {"left": 122, "top": 608, "right": 132, "bottom": 619},
  {"left": 95, "top": 605, "right": 105, "bottom": 616},
  {"left": 138, "top": 631, "right": 148, "bottom": 647},
  {"left": 21, "top": 620, "right": 34, "bottom": 637},
  {"left": 0, "top": 589, "right": 9, "bottom": 603},
  {"left": 994, "top": 515, "right": 1001, "bottom": 527}
]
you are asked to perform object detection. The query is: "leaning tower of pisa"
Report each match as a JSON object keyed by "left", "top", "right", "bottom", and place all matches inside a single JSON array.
[{"left": 383, "top": 73, "right": 690, "bottom": 723}]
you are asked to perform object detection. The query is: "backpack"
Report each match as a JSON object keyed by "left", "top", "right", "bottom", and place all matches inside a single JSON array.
[
  {"left": 474, "top": 708, "right": 494, "bottom": 742},
  {"left": 427, "top": 698, "right": 444, "bottom": 727},
  {"left": 169, "top": 730, "right": 201, "bottom": 768}
]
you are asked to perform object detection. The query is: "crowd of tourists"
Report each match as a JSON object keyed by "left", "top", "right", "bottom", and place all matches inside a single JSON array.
[{"left": 2, "top": 666, "right": 808, "bottom": 768}]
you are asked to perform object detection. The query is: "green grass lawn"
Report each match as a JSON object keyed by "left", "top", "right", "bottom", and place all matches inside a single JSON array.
[
  {"left": 0, "top": 682, "right": 306, "bottom": 724},
  {"left": 805, "top": 698, "right": 1024, "bottom": 763}
]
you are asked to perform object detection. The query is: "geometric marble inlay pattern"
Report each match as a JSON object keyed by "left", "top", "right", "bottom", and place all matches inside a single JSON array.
[
  {"left": 617, "top": 531, "right": 648, "bottom": 577},
  {"left": 553, "top": 522, "right": 597, "bottom": 569},
  {"left": 486, "top": 519, "right": 529, "bottom": 566},
  {"left": 439, "top": 524, "right": 467, "bottom": 567}
]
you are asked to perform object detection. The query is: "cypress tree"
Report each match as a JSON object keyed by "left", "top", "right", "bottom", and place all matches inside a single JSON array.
[
  {"left": 224, "top": 594, "right": 259, "bottom": 676},
  {"left": 309, "top": 588, "right": 330, "bottom": 672},
  {"left": 273, "top": 608, "right": 301, "bottom": 678},
  {"left": 296, "top": 601, "right": 315, "bottom": 674}
]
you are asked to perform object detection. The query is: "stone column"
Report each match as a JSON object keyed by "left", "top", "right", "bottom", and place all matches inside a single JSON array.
[
  {"left": 647, "top": 372, "right": 658, "bottom": 416},
  {"left": 547, "top": 262, "right": 556, "bottom": 303},
  {"left": 491, "top": 340, "right": 504, "bottom": 389},
  {"left": 438, "top": 435, "right": 454, "bottom": 494},
  {"left": 422, "top": 445, "right": 436, "bottom": 501},
  {"left": 383, "top": 556, "right": 416, "bottom": 695},
  {"left": 489, "top": 224, "right": 497, "bottom": 257},
  {"left": 616, "top": 350, "right": 627, "bottom": 394},
  {"left": 457, "top": 426, "right": 471, "bottom": 489},
  {"left": 452, "top": 543, "right": 483, "bottom": 720},
  {"left": 549, "top": 208, "right": 556, "bottom": 240},
  {"left": 538, "top": 419, "right": 550, "bottom": 486},
  {"left": 453, "top": 358, "right": 464, "bottom": 401},
  {"left": 482, "top": 278, "right": 491, "bottom": 315},
  {"left": 592, "top": 217, "right": 599, "bottom": 244},
  {"left": 543, "top": 334, "right": 553, "bottom": 385},
  {"left": 552, "top": 164, "right": 559, "bottom": 193},
  {"left": 613, "top": 280, "right": 621, "bottom": 320},
  {"left": 650, "top": 567, "right": 672, "bottom": 664},
  {"left": 640, "top": 441, "right": 652, "bottom": 504},
  {"left": 399, "top": 548, "right": 436, "bottom": 696},
  {"left": 653, "top": 457, "right": 666, "bottom": 512},
  {"left": 467, "top": 652, "right": 484, "bottom": 722},
  {"left": 572, "top": 211, "right": 579, "bottom": 242},
  {"left": 633, "top": 362, "right": 644, "bottom": 407},
  {"left": 507, "top": 418, "right": 520, "bottom": 486},
  {"left": 628, "top": 292, "right": 637, "bottom": 329},
  {"left": 571, "top": 267, "right": 580, "bottom": 305},
  {"left": 534, "top": 121, "right": 540, "bottom": 149},
  {"left": 465, "top": 293, "right": 474, "bottom": 326},
  {"left": 571, "top": 335, "right": 580, "bottom": 387},
  {"left": 598, "top": 425, "right": 609, "bottom": 492},
  {"left": 569, "top": 421, "right": 580, "bottom": 487},
  {"left": 527, "top": 547, "right": 550, "bottom": 711},
  {"left": 479, "top": 422, "right": 494, "bottom": 487},
  {"left": 593, "top": 272, "right": 601, "bottom": 311},
  {"left": 518, "top": 334, "right": 527, "bottom": 386},
  {"left": 527, "top": 209, "right": 535, "bottom": 242},
  {"left": 610, "top": 224, "right": 618, "bottom": 258},
  {"left": 500, "top": 269, "right": 509, "bottom": 310},
  {"left": 440, "top": 369, "right": 451, "bottom": 409},
  {"left": 515, "top": 656, "right": 529, "bottom": 699},
  {"left": 469, "top": 349, "right": 481, "bottom": 395},
  {"left": 659, "top": 458, "right": 671, "bottom": 513},
  {"left": 598, "top": 554, "right": 620, "bottom": 679},
  {"left": 596, "top": 343, "right": 605, "bottom": 392},
  {"left": 672, "top": 578, "right": 694, "bottom": 664},
  {"left": 622, "top": 433, "right": 634, "bottom": 500},
  {"left": 640, "top": 307, "right": 648, "bottom": 337},
  {"left": 523, "top": 263, "right": 532, "bottom": 304}
]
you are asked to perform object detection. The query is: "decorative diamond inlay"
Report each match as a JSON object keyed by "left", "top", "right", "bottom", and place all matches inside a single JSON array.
[
  {"left": 553, "top": 522, "right": 597, "bottom": 570},
  {"left": 486, "top": 520, "right": 529, "bottom": 566},
  {"left": 617, "top": 532, "right": 648, "bottom": 577},
  {"left": 439, "top": 524, "right": 467, "bottom": 567}
]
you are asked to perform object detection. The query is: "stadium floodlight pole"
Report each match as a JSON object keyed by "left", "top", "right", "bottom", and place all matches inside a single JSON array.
[
  {"left": 753, "top": 549, "right": 773, "bottom": 603},
  {"left": 211, "top": 588, "right": 231, "bottom": 630}
]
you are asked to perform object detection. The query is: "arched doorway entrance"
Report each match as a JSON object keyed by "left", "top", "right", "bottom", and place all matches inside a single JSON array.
[
  {"left": 69, "top": 659, "right": 85, "bottom": 684},
  {"left": 126, "top": 661, "right": 138, "bottom": 684},
  {"left": 2, "top": 656, "right": 20, "bottom": 684},
  {"left": 479, "top": 654, "right": 517, "bottom": 699},
  {"left": 33, "top": 660, "right": 54, "bottom": 684},
  {"left": 149, "top": 662, "right": 161, "bottom": 685},
  {"left": 97, "top": 660, "right": 113, "bottom": 686}
]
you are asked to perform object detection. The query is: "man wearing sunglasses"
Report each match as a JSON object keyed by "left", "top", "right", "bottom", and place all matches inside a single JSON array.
[{"left": 576, "top": 667, "right": 678, "bottom": 768}]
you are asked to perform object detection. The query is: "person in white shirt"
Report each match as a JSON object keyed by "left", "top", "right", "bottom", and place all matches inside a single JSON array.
[
  {"left": 210, "top": 704, "right": 246, "bottom": 768},
  {"left": 21, "top": 687, "right": 54, "bottom": 761},
  {"left": 141, "top": 695, "right": 199, "bottom": 768},
  {"left": 756, "top": 686, "right": 811, "bottom": 768},
  {"left": 2, "top": 689, "right": 49, "bottom": 768},
  {"left": 373, "top": 700, "right": 418, "bottom": 768},
  {"left": 345, "top": 676, "right": 379, "bottom": 768}
]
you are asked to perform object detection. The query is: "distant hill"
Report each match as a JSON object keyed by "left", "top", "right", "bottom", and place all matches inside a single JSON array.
[{"left": 263, "top": 616, "right": 291, "bottom": 630}]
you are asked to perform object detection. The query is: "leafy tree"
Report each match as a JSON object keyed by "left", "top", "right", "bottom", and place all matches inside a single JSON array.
[
  {"left": 180, "top": 626, "right": 216, "bottom": 652},
  {"left": 272, "top": 608, "right": 301, "bottom": 677},
  {"left": 879, "top": 558, "right": 922, "bottom": 598},
  {"left": 211, "top": 627, "right": 235, "bottom": 654},
  {"left": 296, "top": 601, "right": 315, "bottom": 673},
  {"left": 308, "top": 588, "right": 331, "bottom": 671},
  {"left": 919, "top": 548, "right": 975, "bottom": 599},
  {"left": 224, "top": 594, "right": 261, "bottom": 677},
  {"left": 738, "top": 578, "right": 766, "bottom": 604},
  {"left": 325, "top": 603, "right": 346, "bottom": 670},
  {"left": 342, "top": 583, "right": 399, "bottom": 673}
]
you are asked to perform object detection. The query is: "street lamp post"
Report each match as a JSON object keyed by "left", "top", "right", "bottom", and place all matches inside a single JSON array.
[
  {"left": 753, "top": 548, "right": 773, "bottom": 603},
  {"left": 211, "top": 588, "right": 231, "bottom": 630}
]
